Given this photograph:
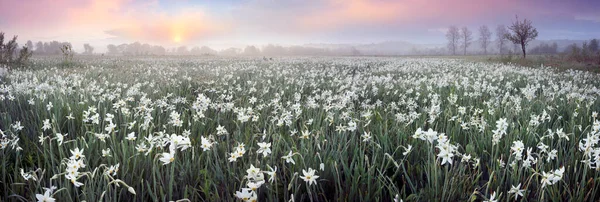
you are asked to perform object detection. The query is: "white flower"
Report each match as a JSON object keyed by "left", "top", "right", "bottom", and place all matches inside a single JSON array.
[
  {"left": 55, "top": 133, "right": 64, "bottom": 146},
  {"left": 300, "top": 168, "right": 319, "bottom": 185},
  {"left": 36, "top": 189, "right": 55, "bottom": 202},
  {"left": 12, "top": 121, "right": 23, "bottom": 132},
  {"left": 246, "top": 164, "right": 261, "bottom": 180},
  {"left": 347, "top": 120, "right": 357, "bottom": 132},
  {"left": 21, "top": 169, "right": 35, "bottom": 181},
  {"left": 413, "top": 128, "right": 424, "bottom": 140},
  {"left": 282, "top": 151, "right": 296, "bottom": 164},
  {"left": 300, "top": 130, "right": 311, "bottom": 139},
  {"left": 437, "top": 146, "right": 454, "bottom": 165},
  {"left": 159, "top": 151, "right": 175, "bottom": 165},
  {"left": 46, "top": 102, "right": 53, "bottom": 111},
  {"left": 461, "top": 154, "right": 472, "bottom": 163},
  {"left": 257, "top": 142, "right": 272, "bottom": 157},
  {"left": 265, "top": 165, "right": 277, "bottom": 183},
  {"left": 484, "top": 191, "right": 497, "bottom": 202},
  {"left": 102, "top": 148, "right": 111, "bottom": 157},
  {"left": 424, "top": 128, "right": 438, "bottom": 144},
  {"left": 394, "top": 194, "right": 402, "bottom": 202},
  {"left": 216, "top": 125, "right": 228, "bottom": 136},
  {"left": 105, "top": 163, "right": 119, "bottom": 176},
  {"left": 361, "top": 131, "right": 372, "bottom": 142},
  {"left": 402, "top": 145, "right": 413, "bottom": 156},
  {"left": 229, "top": 144, "right": 246, "bottom": 162},
  {"left": 200, "top": 136, "right": 213, "bottom": 151},
  {"left": 508, "top": 183, "right": 525, "bottom": 200},
  {"left": 541, "top": 167, "right": 565, "bottom": 188},
  {"left": 235, "top": 188, "right": 255, "bottom": 201},
  {"left": 105, "top": 122, "right": 117, "bottom": 133},
  {"left": 247, "top": 180, "right": 264, "bottom": 191},
  {"left": 547, "top": 149, "right": 557, "bottom": 162},
  {"left": 42, "top": 119, "right": 52, "bottom": 131},
  {"left": 510, "top": 140, "right": 524, "bottom": 159},
  {"left": 70, "top": 148, "right": 84, "bottom": 159},
  {"left": 126, "top": 132, "right": 137, "bottom": 141}
]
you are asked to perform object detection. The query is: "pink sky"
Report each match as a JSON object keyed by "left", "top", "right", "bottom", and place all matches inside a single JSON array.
[{"left": 1, "top": 0, "right": 599, "bottom": 51}]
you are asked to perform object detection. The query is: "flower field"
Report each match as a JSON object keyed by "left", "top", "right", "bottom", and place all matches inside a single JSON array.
[{"left": 1, "top": 56, "right": 600, "bottom": 201}]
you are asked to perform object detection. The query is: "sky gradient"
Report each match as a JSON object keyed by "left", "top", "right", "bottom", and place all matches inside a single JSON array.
[{"left": 1, "top": 0, "right": 599, "bottom": 51}]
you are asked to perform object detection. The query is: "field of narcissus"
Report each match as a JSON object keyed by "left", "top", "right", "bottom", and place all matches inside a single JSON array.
[{"left": 1, "top": 56, "right": 600, "bottom": 202}]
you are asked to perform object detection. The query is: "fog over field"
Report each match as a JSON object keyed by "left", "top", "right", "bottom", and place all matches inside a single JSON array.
[{"left": 1, "top": 1, "right": 600, "bottom": 202}]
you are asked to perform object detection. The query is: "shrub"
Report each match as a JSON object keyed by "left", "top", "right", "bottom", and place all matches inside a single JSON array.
[{"left": 0, "top": 32, "right": 32, "bottom": 70}]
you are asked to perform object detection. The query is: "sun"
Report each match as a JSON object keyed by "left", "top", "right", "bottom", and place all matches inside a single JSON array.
[{"left": 173, "top": 35, "right": 182, "bottom": 43}]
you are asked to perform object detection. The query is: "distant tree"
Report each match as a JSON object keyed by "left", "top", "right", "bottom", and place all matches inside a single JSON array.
[
  {"left": 505, "top": 16, "right": 538, "bottom": 58},
  {"left": 590, "top": 39, "right": 599, "bottom": 53},
  {"left": 141, "top": 43, "right": 151, "bottom": 55},
  {"left": 199, "top": 46, "right": 217, "bottom": 55},
  {"left": 495, "top": 25, "right": 508, "bottom": 55},
  {"left": 107, "top": 44, "right": 119, "bottom": 55},
  {"left": 35, "top": 41, "right": 44, "bottom": 53},
  {"left": 220, "top": 47, "right": 240, "bottom": 56},
  {"left": 177, "top": 46, "right": 189, "bottom": 55},
  {"left": 152, "top": 45, "right": 166, "bottom": 55},
  {"left": 243, "top": 45, "right": 260, "bottom": 55},
  {"left": 529, "top": 42, "right": 558, "bottom": 55},
  {"left": 190, "top": 46, "right": 201, "bottom": 55},
  {"left": 128, "top": 42, "right": 142, "bottom": 55},
  {"left": 83, "top": 43, "right": 94, "bottom": 55},
  {"left": 262, "top": 44, "right": 287, "bottom": 55},
  {"left": 566, "top": 43, "right": 582, "bottom": 61},
  {"left": 446, "top": 26, "right": 460, "bottom": 55},
  {"left": 26, "top": 40, "right": 34, "bottom": 50},
  {"left": 117, "top": 44, "right": 128, "bottom": 55},
  {"left": 479, "top": 25, "right": 492, "bottom": 55},
  {"left": 582, "top": 42, "right": 590, "bottom": 59},
  {"left": 460, "top": 27, "right": 473, "bottom": 55},
  {"left": 43, "top": 42, "right": 50, "bottom": 54}
]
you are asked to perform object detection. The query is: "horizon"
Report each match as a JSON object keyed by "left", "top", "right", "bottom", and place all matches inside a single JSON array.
[{"left": 1, "top": 0, "right": 599, "bottom": 52}]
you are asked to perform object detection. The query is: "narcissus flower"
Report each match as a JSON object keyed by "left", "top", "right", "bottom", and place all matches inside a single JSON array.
[{"left": 300, "top": 168, "right": 319, "bottom": 185}]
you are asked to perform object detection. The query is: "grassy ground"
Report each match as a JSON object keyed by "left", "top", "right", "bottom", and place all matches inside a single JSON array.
[{"left": 461, "top": 54, "right": 600, "bottom": 73}]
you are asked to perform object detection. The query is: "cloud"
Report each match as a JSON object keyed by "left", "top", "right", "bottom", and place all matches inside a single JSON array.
[
  {"left": 574, "top": 15, "right": 600, "bottom": 23},
  {"left": 0, "top": 0, "right": 230, "bottom": 44}
]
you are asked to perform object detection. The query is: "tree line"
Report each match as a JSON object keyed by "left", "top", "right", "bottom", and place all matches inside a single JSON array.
[
  {"left": 104, "top": 43, "right": 363, "bottom": 56},
  {"left": 447, "top": 16, "right": 539, "bottom": 58}
]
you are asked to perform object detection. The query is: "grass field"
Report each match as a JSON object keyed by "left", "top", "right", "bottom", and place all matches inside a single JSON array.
[{"left": 1, "top": 56, "right": 600, "bottom": 201}]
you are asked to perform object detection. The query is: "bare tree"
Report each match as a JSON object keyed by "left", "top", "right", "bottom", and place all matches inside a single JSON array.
[
  {"left": 446, "top": 26, "right": 460, "bottom": 55},
  {"left": 505, "top": 16, "right": 538, "bottom": 58},
  {"left": 495, "top": 25, "right": 508, "bottom": 55},
  {"left": 479, "top": 25, "right": 491, "bottom": 55},
  {"left": 460, "top": 27, "right": 473, "bottom": 55}
]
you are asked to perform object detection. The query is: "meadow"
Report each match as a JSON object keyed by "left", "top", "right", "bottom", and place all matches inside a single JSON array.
[{"left": 1, "top": 56, "right": 600, "bottom": 202}]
